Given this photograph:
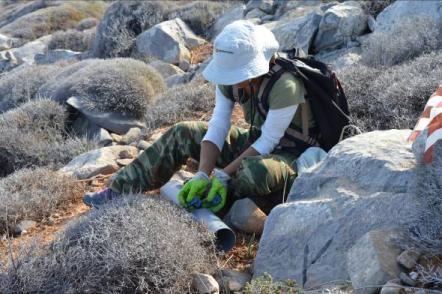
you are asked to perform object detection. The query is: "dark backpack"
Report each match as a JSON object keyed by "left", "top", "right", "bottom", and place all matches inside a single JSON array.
[{"left": 255, "top": 52, "right": 351, "bottom": 152}]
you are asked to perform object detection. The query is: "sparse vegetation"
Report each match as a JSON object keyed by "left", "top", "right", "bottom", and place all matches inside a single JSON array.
[
  {"left": 361, "top": 17, "right": 441, "bottom": 67},
  {"left": 0, "top": 1, "right": 107, "bottom": 41},
  {"left": 0, "top": 63, "right": 68, "bottom": 113},
  {"left": 48, "top": 28, "right": 95, "bottom": 52},
  {"left": 360, "top": 0, "right": 395, "bottom": 17},
  {"left": 0, "top": 167, "right": 84, "bottom": 234},
  {"left": 145, "top": 78, "right": 215, "bottom": 134},
  {"left": 91, "top": 1, "right": 172, "bottom": 58},
  {"left": 38, "top": 58, "right": 165, "bottom": 119},
  {"left": 339, "top": 51, "right": 442, "bottom": 132},
  {"left": 244, "top": 273, "right": 300, "bottom": 294},
  {"left": 0, "top": 195, "right": 217, "bottom": 293},
  {"left": 166, "top": 1, "right": 233, "bottom": 39},
  {"left": 409, "top": 142, "right": 442, "bottom": 254},
  {"left": 0, "top": 99, "right": 96, "bottom": 177}
]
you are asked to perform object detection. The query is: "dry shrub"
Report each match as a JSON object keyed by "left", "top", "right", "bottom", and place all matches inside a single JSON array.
[
  {"left": 0, "top": 99, "right": 96, "bottom": 177},
  {"left": 166, "top": 1, "right": 233, "bottom": 39},
  {"left": 409, "top": 142, "right": 442, "bottom": 254},
  {"left": 0, "top": 167, "right": 84, "bottom": 233},
  {"left": 0, "top": 195, "right": 217, "bottom": 293},
  {"left": 91, "top": 1, "right": 172, "bottom": 58},
  {"left": 0, "top": 62, "right": 68, "bottom": 113},
  {"left": 145, "top": 78, "right": 215, "bottom": 134},
  {"left": 0, "top": 0, "right": 51, "bottom": 29},
  {"left": 362, "top": 17, "right": 441, "bottom": 67},
  {"left": 360, "top": 0, "right": 394, "bottom": 17},
  {"left": 48, "top": 28, "right": 95, "bottom": 52},
  {"left": 338, "top": 51, "right": 442, "bottom": 132},
  {"left": 0, "top": 1, "right": 107, "bottom": 41},
  {"left": 38, "top": 58, "right": 165, "bottom": 119}
]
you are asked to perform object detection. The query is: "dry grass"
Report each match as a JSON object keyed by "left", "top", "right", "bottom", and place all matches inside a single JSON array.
[
  {"left": 38, "top": 58, "right": 165, "bottom": 119},
  {"left": 361, "top": 17, "right": 441, "bottom": 67},
  {"left": 0, "top": 1, "right": 107, "bottom": 41},
  {"left": 338, "top": 50, "right": 442, "bottom": 132},
  {"left": 48, "top": 28, "right": 95, "bottom": 52},
  {"left": 0, "top": 99, "right": 97, "bottom": 177},
  {"left": 145, "top": 78, "right": 215, "bottom": 135},
  {"left": 0, "top": 194, "right": 217, "bottom": 293},
  {"left": 0, "top": 167, "right": 84, "bottom": 234},
  {"left": 91, "top": 1, "right": 172, "bottom": 58},
  {"left": 0, "top": 62, "right": 68, "bottom": 113}
]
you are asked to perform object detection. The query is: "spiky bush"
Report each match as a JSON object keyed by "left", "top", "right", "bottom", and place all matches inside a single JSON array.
[
  {"left": 360, "top": 0, "right": 394, "bottom": 17},
  {"left": 408, "top": 141, "right": 442, "bottom": 254},
  {"left": 0, "top": 0, "right": 51, "bottom": 29},
  {"left": 361, "top": 17, "right": 441, "bottom": 67},
  {"left": 338, "top": 51, "right": 442, "bottom": 132},
  {"left": 166, "top": 1, "right": 233, "bottom": 39},
  {"left": 38, "top": 58, "right": 165, "bottom": 119},
  {"left": 0, "top": 1, "right": 107, "bottom": 41},
  {"left": 91, "top": 1, "right": 173, "bottom": 58},
  {"left": 0, "top": 167, "right": 84, "bottom": 234},
  {"left": 0, "top": 63, "right": 68, "bottom": 113},
  {"left": 145, "top": 78, "right": 215, "bottom": 134},
  {"left": 0, "top": 99, "right": 96, "bottom": 177},
  {"left": 48, "top": 28, "right": 95, "bottom": 52},
  {"left": 0, "top": 195, "right": 217, "bottom": 293}
]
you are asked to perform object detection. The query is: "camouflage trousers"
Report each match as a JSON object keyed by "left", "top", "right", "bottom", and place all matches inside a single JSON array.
[{"left": 109, "top": 121, "right": 298, "bottom": 207}]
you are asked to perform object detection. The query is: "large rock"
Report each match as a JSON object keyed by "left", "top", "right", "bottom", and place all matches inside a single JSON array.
[
  {"left": 375, "top": 0, "right": 442, "bottom": 33},
  {"left": 314, "top": 1, "right": 368, "bottom": 52},
  {"left": 0, "top": 34, "right": 51, "bottom": 72},
  {"left": 254, "top": 130, "right": 417, "bottom": 288},
  {"left": 34, "top": 49, "right": 81, "bottom": 65},
  {"left": 148, "top": 60, "right": 184, "bottom": 79},
  {"left": 347, "top": 230, "right": 402, "bottom": 294},
  {"left": 315, "top": 46, "right": 362, "bottom": 71},
  {"left": 274, "top": 0, "right": 323, "bottom": 21},
  {"left": 245, "top": 0, "right": 276, "bottom": 15},
  {"left": 211, "top": 5, "right": 246, "bottom": 39},
  {"left": 66, "top": 96, "right": 146, "bottom": 135},
  {"left": 60, "top": 145, "right": 139, "bottom": 180},
  {"left": 135, "top": 18, "right": 206, "bottom": 65},
  {"left": 264, "top": 10, "right": 323, "bottom": 54}
]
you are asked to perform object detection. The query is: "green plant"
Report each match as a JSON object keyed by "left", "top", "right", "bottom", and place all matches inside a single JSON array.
[
  {"left": 244, "top": 273, "right": 301, "bottom": 294},
  {"left": 246, "top": 233, "right": 256, "bottom": 259}
]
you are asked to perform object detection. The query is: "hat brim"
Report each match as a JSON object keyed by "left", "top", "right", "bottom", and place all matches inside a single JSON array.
[{"left": 202, "top": 53, "right": 270, "bottom": 85}]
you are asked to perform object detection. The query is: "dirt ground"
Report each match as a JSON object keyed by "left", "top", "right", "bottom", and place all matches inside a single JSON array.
[{"left": 0, "top": 104, "right": 259, "bottom": 273}]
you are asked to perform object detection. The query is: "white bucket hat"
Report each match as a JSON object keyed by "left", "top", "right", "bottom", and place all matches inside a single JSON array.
[{"left": 202, "top": 20, "right": 279, "bottom": 85}]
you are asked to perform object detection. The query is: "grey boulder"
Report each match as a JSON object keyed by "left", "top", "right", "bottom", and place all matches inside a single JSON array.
[
  {"left": 0, "top": 33, "right": 12, "bottom": 51},
  {"left": 225, "top": 198, "right": 267, "bottom": 234},
  {"left": 245, "top": 0, "right": 276, "bottom": 15},
  {"left": 135, "top": 18, "right": 206, "bottom": 65},
  {"left": 254, "top": 130, "right": 417, "bottom": 288},
  {"left": 314, "top": 1, "right": 368, "bottom": 52},
  {"left": 34, "top": 49, "right": 81, "bottom": 65},
  {"left": 67, "top": 96, "right": 146, "bottom": 135},
  {"left": 265, "top": 10, "right": 323, "bottom": 54},
  {"left": 148, "top": 60, "right": 184, "bottom": 79},
  {"left": 315, "top": 46, "right": 362, "bottom": 71},
  {"left": 211, "top": 5, "right": 246, "bottom": 39},
  {"left": 60, "top": 145, "right": 139, "bottom": 180}
]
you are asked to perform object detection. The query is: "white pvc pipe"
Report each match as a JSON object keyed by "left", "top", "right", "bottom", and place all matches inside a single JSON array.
[{"left": 160, "top": 180, "right": 236, "bottom": 252}]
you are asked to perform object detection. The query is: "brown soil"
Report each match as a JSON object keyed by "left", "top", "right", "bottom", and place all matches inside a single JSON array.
[{"left": 0, "top": 104, "right": 257, "bottom": 275}]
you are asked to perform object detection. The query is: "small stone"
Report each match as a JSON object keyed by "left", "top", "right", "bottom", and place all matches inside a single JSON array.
[
  {"left": 380, "top": 281, "right": 402, "bottom": 294},
  {"left": 218, "top": 269, "right": 252, "bottom": 292},
  {"left": 396, "top": 250, "right": 420, "bottom": 270},
  {"left": 121, "top": 127, "right": 142, "bottom": 145},
  {"left": 116, "top": 158, "right": 133, "bottom": 166},
  {"left": 228, "top": 198, "right": 267, "bottom": 234},
  {"left": 399, "top": 272, "right": 417, "bottom": 287},
  {"left": 137, "top": 140, "right": 151, "bottom": 150},
  {"left": 178, "top": 59, "right": 191, "bottom": 71},
  {"left": 13, "top": 220, "right": 37, "bottom": 235},
  {"left": 409, "top": 271, "right": 418, "bottom": 280},
  {"left": 192, "top": 273, "right": 219, "bottom": 294},
  {"left": 111, "top": 133, "right": 123, "bottom": 143}
]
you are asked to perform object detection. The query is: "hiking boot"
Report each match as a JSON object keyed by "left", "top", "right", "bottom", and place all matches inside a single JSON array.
[{"left": 83, "top": 188, "right": 121, "bottom": 209}]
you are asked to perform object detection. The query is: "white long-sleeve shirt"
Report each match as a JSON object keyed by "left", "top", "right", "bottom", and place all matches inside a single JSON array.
[{"left": 202, "top": 86, "right": 298, "bottom": 155}]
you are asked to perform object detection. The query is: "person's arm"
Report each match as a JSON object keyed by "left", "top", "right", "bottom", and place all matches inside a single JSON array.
[
  {"left": 222, "top": 105, "right": 298, "bottom": 176},
  {"left": 199, "top": 86, "right": 234, "bottom": 175}
]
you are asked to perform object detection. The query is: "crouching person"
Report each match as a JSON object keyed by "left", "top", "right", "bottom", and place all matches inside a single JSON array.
[{"left": 84, "top": 20, "right": 318, "bottom": 214}]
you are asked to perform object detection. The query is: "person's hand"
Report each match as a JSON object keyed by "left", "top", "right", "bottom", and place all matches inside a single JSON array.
[
  {"left": 177, "top": 171, "right": 209, "bottom": 210},
  {"left": 204, "top": 169, "right": 230, "bottom": 213}
]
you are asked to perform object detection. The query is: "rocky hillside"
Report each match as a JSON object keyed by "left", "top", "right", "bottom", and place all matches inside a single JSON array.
[{"left": 0, "top": 0, "right": 441, "bottom": 293}]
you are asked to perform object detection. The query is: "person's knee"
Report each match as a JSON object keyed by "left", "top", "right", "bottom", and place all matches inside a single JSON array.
[{"left": 231, "top": 157, "right": 270, "bottom": 196}]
